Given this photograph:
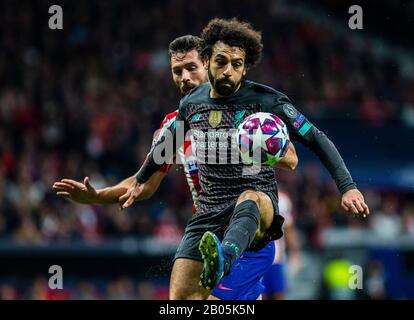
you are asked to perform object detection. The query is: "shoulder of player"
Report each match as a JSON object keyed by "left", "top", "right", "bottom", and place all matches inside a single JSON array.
[
  {"left": 245, "top": 80, "right": 291, "bottom": 104},
  {"left": 159, "top": 110, "right": 179, "bottom": 128},
  {"left": 179, "top": 83, "right": 209, "bottom": 108}
]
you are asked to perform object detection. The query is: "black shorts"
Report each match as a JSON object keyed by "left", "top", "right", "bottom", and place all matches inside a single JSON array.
[{"left": 174, "top": 191, "right": 285, "bottom": 262}]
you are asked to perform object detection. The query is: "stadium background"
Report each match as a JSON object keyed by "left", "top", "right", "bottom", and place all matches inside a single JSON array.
[{"left": 0, "top": 0, "right": 413, "bottom": 299}]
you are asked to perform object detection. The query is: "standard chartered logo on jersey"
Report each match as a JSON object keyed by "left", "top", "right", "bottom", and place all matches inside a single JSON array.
[
  {"left": 191, "top": 129, "right": 240, "bottom": 165},
  {"left": 152, "top": 123, "right": 248, "bottom": 165},
  {"left": 151, "top": 121, "right": 265, "bottom": 173}
]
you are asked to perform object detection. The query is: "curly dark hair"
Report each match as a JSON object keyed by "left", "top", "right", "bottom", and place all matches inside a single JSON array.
[
  {"left": 168, "top": 35, "right": 204, "bottom": 57},
  {"left": 200, "top": 18, "right": 263, "bottom": 68}
]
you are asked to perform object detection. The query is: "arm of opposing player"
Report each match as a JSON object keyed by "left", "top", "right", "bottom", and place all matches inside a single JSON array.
[
  {"left": 119, "top": 170, "right": 168, "bottom": 209},
  {"left": 275, "top": 142, "right": 298, "bottom": 171},
  {"left": 103, "top": 171, "right": 168, "bottom": 207},
  {"left": 53, "top": 177, "right": 101, "bottom": 204},
  {"left": 53, "top": 175, "right": 139, "bottom": 205},
  {"left": 54, "top": 108, "right": 186, "bottom": 206},
  {"left": 135, "top": 108, "right": 187, "bottom": 185},
  {"left": 121, "top": 107, "right": 189, "bottom": 208},
  {"left": 95, "top": 175, "right": 137, "bottom": 204}
]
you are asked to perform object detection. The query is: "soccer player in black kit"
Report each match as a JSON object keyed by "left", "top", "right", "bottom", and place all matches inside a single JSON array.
[{"left": 122, "top": 18, "right": 370, "bottom": 296}]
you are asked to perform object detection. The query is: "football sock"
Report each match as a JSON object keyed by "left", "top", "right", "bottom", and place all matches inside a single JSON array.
[{"left": 221, "top": 200, "right": 260, "bottom": 274}]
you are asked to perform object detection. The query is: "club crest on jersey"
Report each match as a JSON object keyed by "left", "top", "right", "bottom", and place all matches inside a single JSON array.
[
  {"left": 233, "top": 110, "right": 247, "bottom": 128},
  {"left": 209, "top": 110, "right": 222, "bottom": 128}
]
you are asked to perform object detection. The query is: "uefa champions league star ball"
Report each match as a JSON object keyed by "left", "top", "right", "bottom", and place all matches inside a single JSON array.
[{"left": 237, "top": 112, "right": 290, "bottom": 166}]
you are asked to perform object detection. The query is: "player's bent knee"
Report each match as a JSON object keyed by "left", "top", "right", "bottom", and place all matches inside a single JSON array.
[
  {"left": 236, "top": 190, "right": 261, "bottom": 206},
  {"left": 255, "top": 193, "right": 275, "bottom": 240}
]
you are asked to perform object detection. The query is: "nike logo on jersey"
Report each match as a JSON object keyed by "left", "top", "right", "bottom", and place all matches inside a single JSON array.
[
  {"left": 218, "top": 283, "right": 233, "bottom": 291},
  {"left": 191, "top": 113, "right": 202, "bottom": 123}
]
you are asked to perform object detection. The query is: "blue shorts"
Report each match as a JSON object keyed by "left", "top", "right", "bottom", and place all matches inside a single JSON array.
[
  {"left": 211, "top": 241, "right": 275, "bottom": 300},
  {"left": 262, "top": 263, "right": 286, "bottom": 295}
]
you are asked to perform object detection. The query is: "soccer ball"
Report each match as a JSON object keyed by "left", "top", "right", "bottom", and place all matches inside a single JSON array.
[{"left": 236, "top": 112, "right": 290, "bottom": 166}]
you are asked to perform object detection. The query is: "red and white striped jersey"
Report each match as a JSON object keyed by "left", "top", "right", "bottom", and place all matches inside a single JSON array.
[{"left": 150, "top": 110, "right": 201, "bottom": 213}]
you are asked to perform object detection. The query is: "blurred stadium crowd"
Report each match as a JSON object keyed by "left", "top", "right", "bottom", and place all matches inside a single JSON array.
[
  {"left": 0, "top": 0, "right": 413, "bottom": 299},
  {"left": 0, "top": 276, "right": 169, "bottom": 300}
]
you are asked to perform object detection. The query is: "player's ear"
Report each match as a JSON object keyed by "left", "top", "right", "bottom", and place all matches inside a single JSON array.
[{"left": 202, "top": 56, "right": 209, "bottom": 70}]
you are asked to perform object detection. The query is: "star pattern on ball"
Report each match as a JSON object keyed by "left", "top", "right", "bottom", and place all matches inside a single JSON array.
[
  {"left": 250, "top": 127, "right": 275, "bottom": 153},
  {"left": 237, "top": 112, "right": 290, "bottom": 166}
]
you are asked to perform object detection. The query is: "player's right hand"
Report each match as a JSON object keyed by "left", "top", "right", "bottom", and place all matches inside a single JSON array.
[
  {"left": 52, "top": 177, "right": 99, "bottom": 204},
  {"left": 119, "top": 180, "right": 144, "bottom": 209}
]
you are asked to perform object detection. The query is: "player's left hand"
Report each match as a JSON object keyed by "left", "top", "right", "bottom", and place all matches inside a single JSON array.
[
  {"left": 119, "top": 180, "right": 144, "bottom": 209},
  {"left": 341, "top": 189, "right": 370, "bottom": 218}
]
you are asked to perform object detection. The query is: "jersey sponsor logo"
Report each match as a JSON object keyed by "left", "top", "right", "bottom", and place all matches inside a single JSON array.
[
  {"left": 191, "top": 113, "right": 202, "bottom": 123},
  {"left": 293, "top": 114, "right": 305, "bottom": 129},
  {"left": 282, "top": 103, "right": 297, "bottom": 119},
  {"left": 208, "top": 110, "right": 222, "bottom": 128},
  {"left": 217, "top": 283, "right": 233, "bottom": 291}
]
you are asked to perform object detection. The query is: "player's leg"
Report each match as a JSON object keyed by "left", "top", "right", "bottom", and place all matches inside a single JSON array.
[
  {"left": 248, "top": 191, "right": 285, "bottom": 250},
  {"left": 207, "top": 240, "right": 275, "bottom": 300},
  {"left": 169, "top": 258, "right": 210, "bottom": 299},
  {"left": 172, "top": 208, "right": 229, "bottom": 298},
  {"left": 248, "top": 191, "right": 275, "bottom": 242},
  {"left": 199, "top": 190, "right": 283, "bottom": 289},
  {"left": 223, "top": 190, "right": 275, "bottom": 261}
]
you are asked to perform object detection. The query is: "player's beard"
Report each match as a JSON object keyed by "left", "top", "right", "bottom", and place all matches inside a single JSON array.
[
  {"left": 179, "top": 83, "right": 196, "bottom": 96},
  {"left": 208, "top": 67, "right": 239, "bottom": 97}
]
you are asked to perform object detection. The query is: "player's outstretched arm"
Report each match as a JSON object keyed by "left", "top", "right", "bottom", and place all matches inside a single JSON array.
[
  {"left": 275, "top": 142, "right": 298, "bottom": 171},
  {"left": 52, "top": 175, "right": 136, "bottom": 205},
  {"left": 119, "top": 171, "right": 167, "bottom": 209},
  {"left": 304, "top": 130, "right": 370, "bottom": 217},
  {"left": 269, "top": 94, "right": 370, "bottom": 217}
]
